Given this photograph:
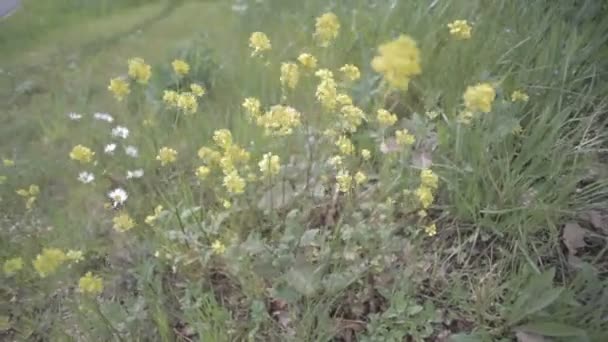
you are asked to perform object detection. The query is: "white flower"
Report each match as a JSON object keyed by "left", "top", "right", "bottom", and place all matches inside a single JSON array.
[
  {"left": 93, "top": 112, "right": 114, "bottom": 123},
  {"left": 104, "top": 143, "right": 117, "bottom": 154},
  {"left": 68, "top": 112, "right": 83, "bottom": 120},
  {"left": 77, "top": 171, "right": 95, "bottom": 184},
  {"left": 126, "top": 169, "right": 144, "bottom": 179},
  {"left": 124, "top": 145, "right": 139, "bottom": 158},
  {"left": 108, "top": 188, "right": 128, "bottom": 206},
  {"left": 111, "top": 126, "right": 129, "bottom": 139}
]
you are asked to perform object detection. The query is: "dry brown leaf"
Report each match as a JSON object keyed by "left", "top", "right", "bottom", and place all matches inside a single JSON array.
[
  {"left": 562, "top": 222, "right": 588, "bottom": 254},
  {"left": 515, "top": 331, "right": 552, "bottom": 342},
  {"left": 588, "top": 210, "right": 608, "bottom": 235}
]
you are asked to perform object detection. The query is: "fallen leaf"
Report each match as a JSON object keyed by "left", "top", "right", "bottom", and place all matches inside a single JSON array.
[
  {"left": 515, "top": 331, "right": 551, "bottom": 342},
  {"left": 562, "top": 222, "right": 588, "bottom": 254},
  {"left": 587, "top": 210, "right": 608, "bottom": 235}
]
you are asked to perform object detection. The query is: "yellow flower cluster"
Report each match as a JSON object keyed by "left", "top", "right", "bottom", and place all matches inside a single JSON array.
[
  {"left": 108, "top": 77, "right": 130, "bottom": 101},
  {"left": 33, "top": 248, "right": 67, "bottom": 277},
  {"left": 127, "top": 57, "right": 152, "bottom": 84},
  {"left": 70, "top": 145, "right": 95, "bottom": 164},
  {"left": 172, "top": 59, "right": 190, "bottom": 76},
  {"left": 447, "top": 20, "right": 472, "bottom": 40},
  {"left": 336, "top": 136, "right": 355, "bottom": 155},
  {"left": 361, "top": 149, "right": 371, "bottom": 160},
  {"left": 280, "top": 62, "right": 300, "bottom": 90},
  {"left": 256, "top": 105, "right": 302, "bottom": 136},
  {"left": 314, "top": 12, "right": 340, "bottom": 47},
  {"left": 195, "top": 166, "right": 211, "bottom": 180},
  {"left": 223, "top": 170, "right": 246, "bottom": 194},
  {"left": 297, "top": 53, "right": 318, "bottom": 70},
  {"left": 3, "top": 257, "right": 23, "bottom": 276},
  {"left": 395, "top": 129, "right": 415, "bottom": 146},
  {"left": 340, "top": 105, "right": 366, "bottom": 132},
  {"left": 190, "top": 83, "right": 206, "bottom": 97},
  {"left": 340, "top": 64, "right": 360, "bottom": 81},
  {"left": 156, "top": 147, "right": 178, "bottom": 166},
  {"left": 315, "top": 69, "right": 338, "bottom": 111},
  {"left": 211, "top": 240, "right": 226, "bottom": 254},
  {"left": 377, "top": 109, "right": 398, "bottom": 127},
  {"left": 336, "top": 170, "right": 352, "bottom": 192},
  {"left": 354, "top": 171, "right": 367, "bottom": 185},
  {"left": 463, "top": 83, "right": 496, "bottom": 113},
  {"left": 511, "top": 90, "right": 529, "bottom": 102},
  {"left": 425, "top": 223, "right": 437, "bottom": 237},
  {"left": 249, "top": 32, "right": 272, "bottom": 57},
  {"left": 259, "top": 153, "right": 281, "bottom": 177},
  {"left": 371, "top": 35, "right": 422, "bottom": 91},
  {"left": 242, "top": 97, "right": 262, "bottom": 121},
  {"left": 78, "top": 272, "right": 103, "bottom": 295},
  {"left": 415, "top": 168, "right": 439, "bottom": 209},
  {"left": 16, "top": 184, "right": 40, "bottom": 210},
  {"left": 113, "top": 212, "right": 135, "bottom": 232},
  {"left": 163, "top": 85, "right": 203, "bottom": 114}
]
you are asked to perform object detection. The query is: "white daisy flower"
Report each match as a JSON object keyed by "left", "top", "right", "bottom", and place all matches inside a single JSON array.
[
  {"left": 111, "top": 126, "right": 129, "bottom": 139},
  {"left": 77, "top": 171, "right": 95, "bottom": 184},
  {"left": 68, "top": 112, "right": 83, "bottom": 120},
  {"left": 125, "top": 145, "right": 139, "bottom": 158},
  {"left": 108, "top": 188, "right": 128, "bottom": 206},
  {"left": 93, "top": 112, "right": 114, "bottom": 123},
  {"left": 104, "top": 143, "right": 117, "bottom": 154},
  {"left": 126, "top": 169, "right": 144, "bottom": 179}
]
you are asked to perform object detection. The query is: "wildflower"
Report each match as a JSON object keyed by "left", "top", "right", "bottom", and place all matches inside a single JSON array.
[
  {"left": 415, "top": 186, "right": 434, "bottom": 208},
  {"left": 511, "top": 90, "right": 529, "bottom": 102},
  {"left": 256, "top": 105, "right": 301, "bottom": 136},
  {"left": 108, "top": 188, "right": 128, "bottom": 206},
  {"left": 211, "top": 240, "right": 226, "bottom": 254},
  {"left": 145, "top": 205, "right": 164, "bottom": 226},
  {"left": 111, "top": 126, "right": 129, "bottom": 139},
  {"left": 328, "top": 155, "right": 343, "bottom": 168},
  {"left": 249, "top": 32, "right": 271, "bottom": 56},
  {"left": 196, "top": 166, "right": 211, "bottom": 180},
  {"left": 377, "top": 109, "right": 398, "bottom": 127},
  {"left": 336, "top": 170, "right": 352, "bottom": 192},
  {"left": 93, "top": 112, "right": 114, "bottom": 122},
  {"left": 457, "top": 110, "right": 474, "bottom": 124},
  {"left": 297, "top": 53, "right": 318, "bottom": 69},
  {"left": 33, "top": 248, "right": 67, "bottom": 277},
  {"left": 124, "top": 145, "right": 139, "bottom": 158},
  {"left": 463, "top": 83, "right": 495, "bottom": 113},
  {"left": 78, "top": 272, "right": 103, "bottom": 295},
  {"left": 127, "top": 57, "right": 152, "bottom": 84},
  {"left": 16, "top": 184, "right": 39, "bottom": 197},
  {"left": 172, "top": 59, "right": 190, "bottom": 76},
  {"left": 66, "top": 250, "right": 84, "bottom": 263},
  {"left": 223, "top": 170, "right": 246, "bottom": 194},
  {"left": 447, "top": 20, "right": 472, "bottom": 40},
  {"left": 126, "top": 169, "right": 144, "bottom": 179},
  {"left": 395, "top": 129, "right": 415, "bottom": 146},
  {"left": 336, "top": 94, "right": 352, "bottom": 106},
  {"left": 280, "top": 62, "right": 300, "bottom": 90},
  {"left": 3, "top": 159, "right": 14, "bottom": 167},
  {"left": 156, "top": 147, "right": 177, "bottom": 166},
  {"left": 198, "top": 147, "right": 222, "bottom": 164},
  {"left": 3, "top": 257, "right": 23, "bottom": 276},
  {"left": 371, "top": 35, "right": 422, "bottom": 90},
  {"left": 340, "top": 64, "right": 360, "bottom": 81},
  {"left": 242, "top": 97, "right": 262, "bottom": 121},
  {"left": 258, "top": 153, "right": 281, "bottom": 177},
  {"left": 336, "top": 136, "right": 355, "bottom": 155},
  {"left": 222, "top": 200, "right": 232, "bottom": 209},
  {"left": 163, "top": 90, "right": 179, "bottom": 106},
  {"left": 177, "top": 92, "right": 198, "bottom": 114},
  {"left": 341, "top": 105, "right": 366, "bottom": 132},
  {"left": 78, "top": 171, "right": 95, "bottom": 184},
  {"left": 113, "top": 212, "right": 135, "bottom": 232},
  {"left": 108, "top": 77, "right": 130, "bottom": 101},
  {"left": 361, "top": 149, "right": 371, "bottom": 160},
  {"left": 314, "top": 12, "right": 340, "bottom": 47},
  {"left": 70, "top": 145, "right": 95, "bottom": 164},
  {"left": 315, "top": 69, "right": 338, "bottom": 110},
  {"left": 420, "top": 169, "right": 439, "bottom": 189},
  {"left": 190, "top": 83, "right": 206, "bottom": 97},
  {"left": 68, "top": 112, "right": 83, "bottom": 120},
  {"left": 418, "top": 210, "right": 427, "bottom": 218},
  {"left": 424, "top": 223, "right": 437, "bottom": 237},
  {"left": 213, "top": 129, "right": 233, "bottom": 149},
  {"left": 104, "top": 143, "right": 117, "bottom": 154},
  {"left": 354, "top": 171, "right": 367, "bottom": 185}
]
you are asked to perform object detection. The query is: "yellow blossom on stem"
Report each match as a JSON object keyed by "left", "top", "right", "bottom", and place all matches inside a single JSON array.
[
  {"left": 66, "top": 250, "right": 84, "bottom": 263},
  {"left": 242, "top": 97, "right": 262, "bottom": 121},
  {"left": 377, "top": 109, "right": 398, "bottom": 127},
  {"left": 314, "top": 12, "right": 340, "bottom": 47},
  {"left": 341, "top": 105, "right": 366, "bottom": 132},
  {"left": 190, "top": 83, "right": 206, "bottom": 97},
  {"left": 315, "top": 69, "right": 338, "bottom": 111},
  {"left": 336, "top": 94, "right": 353, "bottom": 106},
  {"left": 177, "top": 92, "right": 198, "bottom": 114},
  {"left": 196, "top": 166, "right": 211, "bottom": 180},
  {"left": 447, "top": 20, "right": 472, "bottom": 40},
  {"left": 70, "top": 145, "right": 95, "bottom": 164},
  {"left": 424, "top": 223, "right": 437, "bottom": 237},
  {"left": 371, "top": 35, "right": 422, "bottom": 91},
  {"left": 172, "top": 59, "right": 190, "bottom": 76},
  {"left": 420, "top": 169, "right": 439, "bottom": 189},
  {"left": 127, "top": 57, "right": 152, "bottom": 84},
  {"left": 415, "top": 186, "right": 434, "bottom": 209},
  {"left": 249, "top": 32, "right": 271, "bottom": 56},
  {"left": 156, "top": 147, "right": 178, "bottom": 166},
  {"left": 395, "top": 129, "right": 415, "bottom": 146},
  {"left": 33, "top": 248, "right": 67, "bottom": 277},
  {"left": 79, "top": 272, "right": 103, "bottom": 295},
  {"left": 336, "top": 170, "right": 352, "bottom": 193},
  {"left": 198, "top": 147, "right": 222, "bottom": 165},
  {"left": 3, "top": 257, "right": 23, "bottom": 276},
  {"left": 213, "top": 129, "right": 233, "bottom": 149},
  {"left": 361, "top": 149, "right": 371, "bottom": 160},
  {"left": 280, "top": 62, "right": 300, "bottom": 90},
  {"left": 336, "top": 136, "right": 355, "bottom": 155},
  {"left": 256, "top": 105, "right": 301, "bottom": 136},
  {"left": 163, "top": 90, "right": 179, "bottom": 106},
  {"left": 511, "top": 90, "right": 529, "bottom": 102},
  {"left": 113, "top": 212, "right": 135, "bottom": 232},
  {"left": 354, "top": 171, "right": 367, "bottom": 185},
  {"left": 464, "top": 83, "right": 495, "bottom": 113},
  {"left": 211, "top": 240, "right": 226, "bottom": 254},
  {"left": 223, "top": 170, "right": 246, "bottom": 194},
  {"left": 340, "top": 64, "right": 360, "bottom": 81},
  {"left": 258, "top": 153, "right": 281, "bottom": 177},
  {"left": 297, "top": 53, "right": 318, "bottom": 69},
  {"left": 108, "top": 77, "right": 130, "bottom": 101}
]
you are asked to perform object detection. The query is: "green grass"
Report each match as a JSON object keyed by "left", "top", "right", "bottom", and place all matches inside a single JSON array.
[{"left": 1, "top": 0, "right": 608, "bottom": 341}]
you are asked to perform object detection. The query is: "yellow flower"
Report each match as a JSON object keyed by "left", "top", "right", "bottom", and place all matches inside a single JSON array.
[
  {"left": 328, "top": 155, "right": 343, "bottom": 168},
  {"left": 259, "top": 153, "right": 281, "bottom": 177},
  {"left": 420, "top": 169, "right": 439, "bottom": 189},
  {"left": 336, "top": 94, "right": 353, "bottom": 106},
  {"left": 66, "top": 250, "right": 84, "bottom": 263},
  {"left": 29, "top": 184, "right": 40, "bottom": 196},
  {"left": 172, "top": 59, "right": 190, "bottom": 76},
  {"left": 336, "top": 136, "right": 355, "bottom": 155},
  {"left": 315, "top": 69, "right": 338, "bottom": 110},
  {"left": 425, "top": 110, "right": 440, "bottom": 120},
  {"left": 415, "top": 186, "right": 434, "bottom": 209},
  {"left": 314, "top": 12, "right": 340, "bottom": 47},
  {"left": 145, "top": 205, "right": 164, "bottom": 226},
  {"left": 297, "top": 53, "right": 318, "bottom": 69},
  {"left": 113, "top": 212, "right": 135, "bottom": 232},
  {"left": 242, "top": 97, "right": 262, "bottom": 121},
  {"left": 341, "top": 105, "right": 366, "bottom": 132},
  {"left": 371, "top": 35, "right": 422, "bottom": 91},
  {"left": 417, "top": 210, "right": 427, "bottom": 218},
  {"left": 336, "top": 170, "right": 352, "bottom": 193},
  {"left": 377, "top": 109, "right": 398, "bottom": 127},
  {"left": 340, "top": 64, "right": 360, "bottom": 81},
  {"left": 108, "top": 77, "right": 130, "bottom": 101},
  {"left": 211, "top": 240, "right": 226, "bottom": 254},
  {"left": 361, "top": 149, "right": 371, "bottom": 160},
  {"left": 395, "top": 129, "right": 415, "bottom": 146},
  {"left": 156, "top": 147, "right": 177, "bottom": 166},
  {"left": 223, "top": 170, "right": 246, "bottom": 194},
  {"left": 78, "top": 272, "right": 103, "bottom": 295},
  {"left": 213, "top": 129, "right": 233, "bottom": 149},
  {"left": 256, "top": 105, "right": 301, "bottom": 136},
  {"left": 424, "top": 223, "right": 437, "bottom": 237},
  {"left": 33, "top": 248, "right": 67, "bottom": 277},
  {"left": 3, "top": 257, "right": 23, "bottom": 276},
  {"left": 198, "top": 147, "right": 222, "bottom": 165},
  {"left": 69, "top": 145, "right": 95, "bottom": 164},
  {"left": 127, "top": 57, "right": 152, "bottom": 84},
  {"left": 280, "top": 62, "right": 300, "bottom": 90},
  {"left": 463, "top": 83, "right": 495, "bottom": 113},
  {"left": 447, "top": 20, "right": 472, "bottom": 40},
  {"left": 163, "top": 90, "right": 179, "bottom": 106},
  {"left": 3, "top": 159, "right": 14, "bottom": 167},
  {"left": 354, "top": 171, "right": 367, "bottom": 185},
  {"left": 196, "top": 166, "right": 211, "bottom": 180},
  {"left": 511, "top": 90, "right": 529, "bottom": 102},
  {"left": 177, "top": 92, "right": 198, "bottom": 114},
  {"left": 222, "top": 200, "right": 232, "bottom": 209},
  {"left": 249, "top": 32, "right": 271, "bottom": 56},
  {"left": 190, "top": 83, "right": 206, "bottom": 97}
]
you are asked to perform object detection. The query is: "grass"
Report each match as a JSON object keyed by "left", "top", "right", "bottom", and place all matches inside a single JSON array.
[{"left": 1, "top": 0, "right": 608, "bottom": 341}]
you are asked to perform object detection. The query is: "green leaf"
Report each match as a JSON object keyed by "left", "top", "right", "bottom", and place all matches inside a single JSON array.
[
  {"left": 508, "top": 268, "right": 563, "bottom": 324},
  {"left": 285, "top": 265, "right": 320, "bottom": 297},
  {"left": 517, "top": 322, "right": 587, "bottom": 338},
  {"left": 299, "top": 229, "right": 319, "bottom": 246}
]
